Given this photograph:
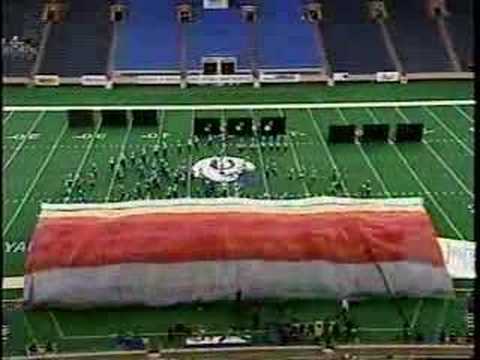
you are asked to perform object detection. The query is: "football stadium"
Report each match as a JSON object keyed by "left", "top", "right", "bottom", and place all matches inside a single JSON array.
[{"left": 2, "top": 0, "right": 475, "bottom": 359}]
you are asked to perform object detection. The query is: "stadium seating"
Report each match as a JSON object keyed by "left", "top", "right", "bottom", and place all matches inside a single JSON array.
[
  {"left": 320, "top": 0, "right": 394, "bottom": 74},
  {"left": 386, "top": 0, "right": 452, "bottom": 73},
  {"left": 446, "top": 0, "right": 473, "bottom": 71},
  {"left": 2, "top": 0, "right": 43, "bottom": 76},
  {"left": 186, "top": 9, "right": 250, "bottom": 71},
  {"left": 256, "top": 0, "right": 324, "bottom": 70},
  {"left": 39, "top": 1, "right": 112, "bottom": 76},
  {"left": 115, "top": 0, "right": 179, "bottom": 72}
]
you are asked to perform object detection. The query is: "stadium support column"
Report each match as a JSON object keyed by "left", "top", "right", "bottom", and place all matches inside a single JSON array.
[
  {"left": 179, "top": 23, "right": 188, "bottom": 88},
  {"left": 436, "top": 17, "right": 461, "bottom": 72},
  {"left": 106, "top": 4, "right": 127, "bottom": 88},
  {"left": 376, "top": 19, "right": 406, "bottom": 82},
  {"left": 30, "top": 21, "right": 52, "bottom": 85},
  {"left": 308, "top": 1, "right": 332, "bottom": 85},
  {"left": 304, "top": 2, "right": 328, "bottom": 84},
  {"left": 177, "top": 3, "right": 192, "bottom": 88},
  {"left": 316, "top": 23, "right": 333, "bottom": 86},
  {"left": 367, "top": 1, "right": 405, "bottom": 82},
  {"left": 428, "top": 0, "right": 462, "bottom": 72},
  {"left": 242, "top": 5, "right": 260, "bottom": 87}
]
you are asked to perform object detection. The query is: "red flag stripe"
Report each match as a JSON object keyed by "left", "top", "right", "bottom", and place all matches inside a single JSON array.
[{"left": 26, "top": 211, "right": 444, "bottom": 273}]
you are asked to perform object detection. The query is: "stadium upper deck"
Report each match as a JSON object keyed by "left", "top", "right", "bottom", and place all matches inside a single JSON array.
[{"left": 2, "top": 0, "right": 474, "bottom": 86}]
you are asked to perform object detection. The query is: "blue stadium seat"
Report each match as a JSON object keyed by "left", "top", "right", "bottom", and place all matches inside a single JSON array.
[
  {"left": 256, "top": 0, "right": 323, "bottom": 70},
  {"left": 115, "top": 0, "right": 179, "bottom": 72},
  {"left": 321, "top": 0, "right": 394, "bottom": 74},
  {"left": 387, "top": 0, "right": 452, "bottom": 73},
  {"left": 39, "top": 1, "right": 112, "bottom": 76},
  {"left": 186, "top": 9, "right": 249, "bottom": 71}
]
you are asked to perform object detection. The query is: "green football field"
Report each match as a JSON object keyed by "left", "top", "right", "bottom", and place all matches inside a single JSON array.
[{"left": 1, "top": 81, "right": 474, "bottom": 356}]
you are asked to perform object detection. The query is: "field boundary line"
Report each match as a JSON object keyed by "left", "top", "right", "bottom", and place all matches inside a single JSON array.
[
  {"left": 4, "top": 99, "right": 474, "bottom": 112},
  {"left": 453, "top": 106, "right": 473, "bottom": 124},
  {"left": 307, "top": 109, "right": 350, "bottom": 196},
  {"left": 422, "top": 107, "right": 473, "bottom": 156},
  {"left": 250, "top": 109, "right": 271, "bottom": 196},
  {"left": 54, "top": 327, "right": 408, "bottom": 341},
  {"left": 3, "top": 111, "right": 45, "bottom": 171},
  {"left": 396, "top": 108, "right": 473, "bottom": 199},
  {"left": 366, "top": 109, "right": 465, "bottom": 240},
  {"left": 105, "top": 117, "right": 133, "bottom": 201},
  {"left": 3, "top": 111, "right": 15, "bottom": 125},
  {"left": 337, "top": 108, "right": 391, "bottom": 197},
  {"left": 3, "top": 122, "right": 68, "bottom": 238}
]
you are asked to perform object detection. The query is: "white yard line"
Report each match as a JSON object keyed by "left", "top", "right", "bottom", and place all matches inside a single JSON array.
[
  {"left": 3, "top": 111, "right": 45, "bottom": 171},
  {"left": 68, "top": 118, "right": 103, "bottom": 201},
  {"left": 220, "top": 110, "right": 231, "bottom": 198},
  {"left": 2, "top": 111, "right": 14, "bottom": 125},
  {"left": 453, "top": 105, "right": 474, "bottom": 124},
  {"left": 366, "top": 108, "right": 465, "bottom": 240},
  {"left": 105, "top": 117, "right": 133, "bottom": 201},
  {"left": 48, "top": 311, "right": 65, "bottom": 338},
  {"left": 3, "top": 122, "right": 68, "bottom": 237},
  {"left": 307, "top": 108, "right": 350, "bottom": 196},
  {"left": 279, "top": 109, "right": 310, "bottom": 196},
  {"left": 422, "top": 107, "right": 473, "bottom": 157},
  {"left": 187, "top": 110, "right": 195, "bottom": 198},
  {"left": 23, "top": 315, "right": 38, "bottom": 344},
  {"left": 3, "top": 99, "right": 474, "bottom": 112},
  {"left": 396, "top": 108, "right": 473, "bottom": 199},
  {"left": 249, "top": 109, "right": 271, "bottom": 196},
  {"left": 435, "top": 298, "right": 450, "bottom": 337},
  {"left": 422, "top": 145, "right": 473, "bottom": 198},
  {"left": 287, "top": 136, "right": 310, "bottom": 196},
  {"left": 337, "top": 108, "right": 391, "bottom": 197},
  {"left": 409, "top": 299, "right": 424, "bottom": 330},
  {"left": 157, "top": 110, "right": 166, "bottom": 144}
]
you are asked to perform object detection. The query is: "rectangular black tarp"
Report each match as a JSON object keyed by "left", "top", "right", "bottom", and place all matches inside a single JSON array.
[
  {"left": 395, "top": 123, "right": 424, "bottom": 143},
  {"left": 328, "top": 125, "right": 356, "bottom": 144}
]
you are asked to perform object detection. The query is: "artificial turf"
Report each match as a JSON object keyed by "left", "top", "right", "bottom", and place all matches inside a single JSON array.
[
  {"left": 1, "top": 81, "right": 474, "bottom": 355},
  {"left": 2, "top": 80, "right": 474, "bottom": 106}
]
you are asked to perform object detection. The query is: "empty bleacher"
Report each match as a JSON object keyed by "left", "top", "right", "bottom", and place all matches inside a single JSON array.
[
  {"left": 2, "top": 0, "right": 43, "bottom": 76},
  {"left": 39, "top": 0, "right": 112, "bottom": 76},
  {"left": 386, "top": 0, "right": 452, "bottom": 73},
  {"left": 320, "top": 0, "right": 394, "bottom": 74},
  {"left": 186, "top": 8, "right": 250, "bottom": 72},
  {"left": 115, "top": 0, "right": 179, "bottom": 72},
  {"left": 256, "top": 0, "right": 323, "bottom": 70},
  {"left": 446, "top": 0, "right": 473, "bottom": 71}
]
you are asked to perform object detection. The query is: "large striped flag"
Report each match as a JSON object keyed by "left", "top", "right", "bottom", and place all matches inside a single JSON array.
[{"left": 24, "top": 197, "right": 452, "bottom": 308}]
